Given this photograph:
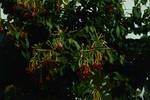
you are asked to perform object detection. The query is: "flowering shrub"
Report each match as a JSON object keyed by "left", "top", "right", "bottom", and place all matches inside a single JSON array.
[{"left": 0, "top": 0, "right": 150, "bottom": 99}]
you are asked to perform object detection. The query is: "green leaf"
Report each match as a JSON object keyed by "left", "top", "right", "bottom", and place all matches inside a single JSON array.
[
  {"left": 119, "top": 55, "right": 126, "bottom": 64},
  {"left": 89, "top": 26, "right": 96, "bottom": 33},
  {"left": 15, "top": 32, "right": 20, "bottom": 40},
  {"left": 110, "top": 34, "right": 115, "bottom": 42},
  {"left": 68, "top": 38, "right": 80, "bottom": 50},
  {"left": 84, "top": 26, "right": 96, "bottom": 33},
  {"left": 112, "top": 72, "right": 124, "bottom": 81},
  {"left": 120, "top": 25, "right": 126, "bottom": 36},
  {"left": 106, "top": 51, "right": 114, "bottom": 64},
  {"left": 141, "top": 0, "right": 147, "bottom": 5},
  {"left": 143, "top": 7, "right": 150, "bottom": 18},
  {"left": 21, "top": 39, "right": 29, "bottom": 49},
  {"left": 70, "top": 64, "right": 76, "bottom": 72},
  {"left": 21, "top": 50, "right": 30, "bottom": 60},
  {"left": 134, "top": 0, "right": 139, "bottom": 5},
  {"left": 21, "top": 51, "right": 25, "bottom": 58},
  {"left": 132, "top": 6, "right": 141, "bottom": 18},
  {"left": 85, "top": 26, "right": 89, "bottom": 33},
  {"left": 25, "top": 38, "right": 29, "bottom": 48},
  {"left": 116, "top": 26, "right": 120, "bottom": 38}
]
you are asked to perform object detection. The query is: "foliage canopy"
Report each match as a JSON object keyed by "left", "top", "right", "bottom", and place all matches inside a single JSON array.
[{"left": 0, "top": 0, "right": 150, "bottom": 99}]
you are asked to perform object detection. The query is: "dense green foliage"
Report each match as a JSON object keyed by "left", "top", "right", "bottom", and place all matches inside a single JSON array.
[{"left": 0, "top": 0, "right": 150, "bottom": 99}]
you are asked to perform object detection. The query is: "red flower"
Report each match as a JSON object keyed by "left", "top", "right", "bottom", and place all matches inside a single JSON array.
[
  {"left": 23, "top": 12, "right": 30, "bottom": 18},
  {"left": 45, "top": 76, "right": 53, "bottom": 81},
  {"left": 32, "top": 11, "right": 37, "bottom": 17},
  {"left": 79, "top": 64, "right": 92, "bottom": 79},
  {"left": 92, "top": 62, "right": 103, "bottom": 70},
  {"left": 55, "top": 42, "right": 63, "bottom": 50},
  {"left": 25, "top": 67, "right": 33, "bottom": 73}
]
